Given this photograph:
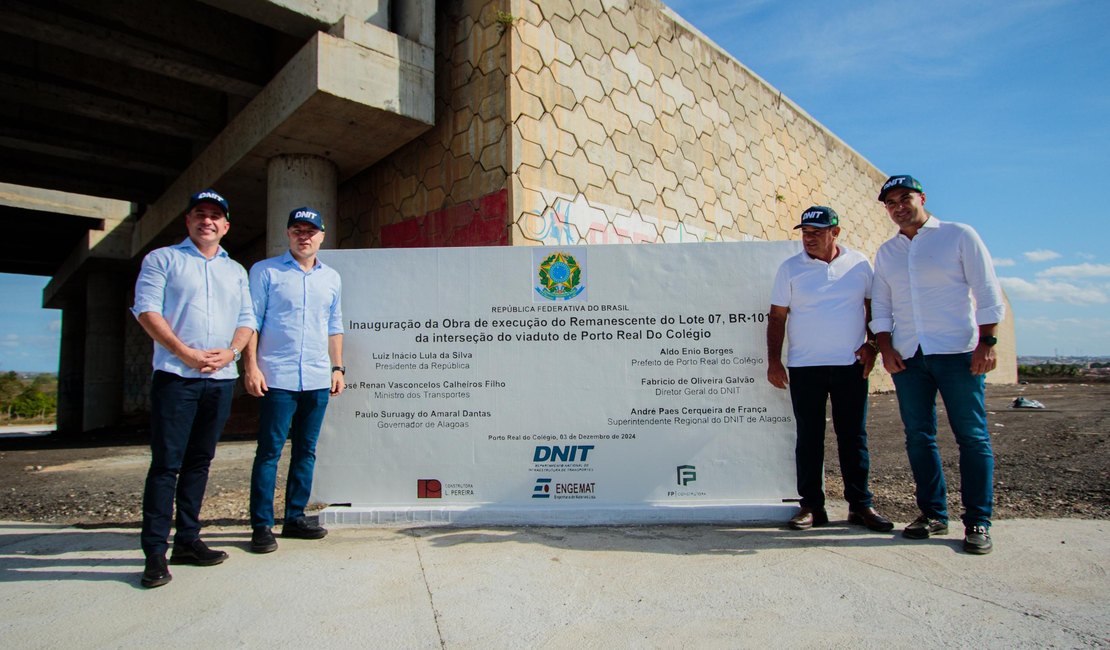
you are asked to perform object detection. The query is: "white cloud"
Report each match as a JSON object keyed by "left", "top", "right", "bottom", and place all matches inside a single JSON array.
[
  {"left": 1037, "top": 263, "right": 1110, "bottom": 279},
  {"left": 1023, "top": 249, "right": 1062, "bottom": 262},
  {"left": 998, "top": 276, "right": 1108, "bottom": 305},
  {"left": 48, "top": 319, "right": 62, "bottom": 333},
  {"left": 993, "top": 257, "right": 1016, "bottom": 267},
  {"left": 1076, "top": 253, "right": 1096, "bottom": 261}
]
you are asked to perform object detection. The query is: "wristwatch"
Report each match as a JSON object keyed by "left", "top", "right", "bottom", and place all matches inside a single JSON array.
[
  {"left": 231, "top": 347, "right": 241, "bottom": 362},
  {"left": 332, "top": 366, "right": 346, "bottom": 374},
  {"left": 979, "top": 336, "right": 998, "bottom": 347}
]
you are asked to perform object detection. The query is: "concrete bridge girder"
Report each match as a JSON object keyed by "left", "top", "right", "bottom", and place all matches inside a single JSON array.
[{"left": 6, "top": 0, "right": 437, "bottom": 433}]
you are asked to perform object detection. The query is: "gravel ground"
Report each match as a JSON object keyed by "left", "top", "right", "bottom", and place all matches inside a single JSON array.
[{"left": 0, "top": 383, "right": 1106, "bottom": 527}]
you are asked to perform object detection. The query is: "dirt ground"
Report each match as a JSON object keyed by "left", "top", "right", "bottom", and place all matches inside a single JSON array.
[{"left": 0, "top": 383, "right": 1106, "bottom": 527}]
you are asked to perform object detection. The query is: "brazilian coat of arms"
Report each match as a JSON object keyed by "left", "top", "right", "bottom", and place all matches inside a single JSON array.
[{"left": 535, "top": 252, "right": 584, "bottom": 300}]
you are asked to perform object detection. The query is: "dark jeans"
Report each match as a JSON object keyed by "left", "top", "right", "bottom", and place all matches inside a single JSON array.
[
  {"left": 892, "top": 349, "right": 994, "bottom": 527},
  {"left": 250, "top": 388, "right": 330, "bottom": 528},
  {"left": 141, "top": 371, "right": 235, "bottom": 557},
  {"left": 788, "top": 363, "right": 873, "bottom": 511}
]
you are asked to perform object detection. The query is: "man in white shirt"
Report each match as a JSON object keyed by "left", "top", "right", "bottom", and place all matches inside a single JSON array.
[
  {"left": 767, "top": 206, "right": 893, "bottom": 533},
  {"left": 871, "top": 175, "right": 1005, "bottom": 555}
]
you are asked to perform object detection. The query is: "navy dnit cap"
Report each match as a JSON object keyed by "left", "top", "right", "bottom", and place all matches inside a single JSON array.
[
  {"left": 287, "top": 206, "right": 325, "bottom": 231},
  {"left": 794, "top": 205, "right": 839, "bottom": 229},
  {"left": 878, "top": 175, "right": 925, "bottom": 201},
  {"left": 187, "top": 189, "right": 230, "bottom": 219}
]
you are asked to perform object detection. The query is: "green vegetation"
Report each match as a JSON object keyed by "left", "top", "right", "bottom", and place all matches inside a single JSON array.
[
  {"left": 0, "top": 371, "right": 57, "bottom": 423},
  {"left": 1018, "top": 363, "right": 1082, "bottom": 378},
  {"left": 495, "top": 10, "right": 517, "bottom": 33}
]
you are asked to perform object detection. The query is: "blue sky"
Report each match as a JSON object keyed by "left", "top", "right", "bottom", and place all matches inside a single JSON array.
[
  {"left": 669, "top": 0, "right": 1110, "bottom": 356},
  {"left": 1, "top": 0, "right": 1107, "bottom": 371},
  {"left": 0, "top": 274, "right": 60, "bottom": 373}
]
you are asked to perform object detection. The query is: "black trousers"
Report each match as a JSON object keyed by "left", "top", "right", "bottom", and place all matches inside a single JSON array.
[
  {"left": 787, "top": 363, "right": 873, "bottom": 511},
  {"left": 140, "top": 371, "right": 235, "bottom": 556}
]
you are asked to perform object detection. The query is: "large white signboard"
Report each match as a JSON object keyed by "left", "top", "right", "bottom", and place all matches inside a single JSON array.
[{"left": 316, "top": 241, "right": 801, "bottom": 525}]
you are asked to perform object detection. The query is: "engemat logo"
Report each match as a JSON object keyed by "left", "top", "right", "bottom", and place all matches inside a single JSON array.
[
  {"left": 533, "top": 445, "right": 594, "bottom": 462},
  {"left": 417, "top": 479, "right": 442, "bottom": 498},
  {"left": 677, "top": 465, "right": 696, "bottom": 486},
  {"left": 532, "top": 478, "right": 551, "bottom": 498},
  {"left": 531, "top": 478, "right": 597, "bottom": 500}
]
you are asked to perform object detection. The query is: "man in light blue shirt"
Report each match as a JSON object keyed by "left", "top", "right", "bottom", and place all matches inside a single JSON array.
[
  {"left": 244, "top": 206, "right": 344, "bottom": 553},
  {"left": 131, "top": 189, "right": 255, "bottom": 588}
]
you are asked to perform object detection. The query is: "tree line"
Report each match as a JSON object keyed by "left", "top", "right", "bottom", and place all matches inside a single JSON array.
[
  {"left": 0, "top": 371, "right": 57, "bottom": 421},
  {"left": 1017, "top": 363, "right": 1082, "bottom": 378}
]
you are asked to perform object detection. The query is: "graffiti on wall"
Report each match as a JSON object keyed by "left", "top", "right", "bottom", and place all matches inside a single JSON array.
[{"left": 517, "top": 189, "right": 752, "bottom": 246}]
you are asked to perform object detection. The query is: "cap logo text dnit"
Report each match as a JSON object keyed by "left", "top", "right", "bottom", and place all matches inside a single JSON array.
[
  {"left": 803, "top": 211, "right": 822, "bottom": 220},
  {"left": 294, "top": 210, "right": 315, "bottom": 219},
  {"left": 882, "top": 177, "right": 905, "bottom": 190},
  {"left": 197, "top": 191, "right": 222, "bottom": 201}
]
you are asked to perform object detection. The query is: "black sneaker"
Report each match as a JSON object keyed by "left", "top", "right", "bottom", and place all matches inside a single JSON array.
[
  {"left": 141, "top": 554, "right": 172, "bottom": 588},
  {"left": 963, "top": 525, "right": 993, "bottom": 555},
  {"left": 169, "top": 539, "right": 229, "bottom": 566},
  {"left": 902, "top": 514, "right": 949, "bottom": 539},
  {"left": 281, "top": 517, "right": 328, "bottom": 540},
  {"left": 250, "top": 527, "right": 278, "bottom": 554}
]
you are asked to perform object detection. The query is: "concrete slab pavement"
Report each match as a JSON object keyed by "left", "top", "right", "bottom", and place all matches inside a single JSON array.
[{"left": 0, "top": 512, "right": 1106, "bottom": 648}]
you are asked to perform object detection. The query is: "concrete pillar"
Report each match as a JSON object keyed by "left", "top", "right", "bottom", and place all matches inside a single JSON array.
[
  {"left": 392, "top": 0, "right": 435, "bottom": 48},
  {"left": 82, "top": 271, "right": 125, "bottom": 431},
  {"left": 267, "top": 154, "right": 339, "bottom": 257},
  {"left": 55, "top": 300, "right": 85, "bottom": 435}
]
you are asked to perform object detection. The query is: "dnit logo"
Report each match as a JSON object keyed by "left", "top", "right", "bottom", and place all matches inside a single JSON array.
[
  {"left": 533, "top": 445, "right": 594, "bottom": 462},
  {"left": 677, "top": 465, "right": 696, "bottom": 486},
  {"left": 532, "top": 478, "right": 551, "bottom": 498},
  {"left": 417, "top": 479, "right": 442, "bottom": 498}
]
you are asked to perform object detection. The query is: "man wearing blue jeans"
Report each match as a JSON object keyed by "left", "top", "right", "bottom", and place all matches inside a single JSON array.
[
  {"left": 871, "top": 175, "right": 1005, "bottom": 554},
  {"left": 244, "top": 207, "right": 344, "bottom": 553},
  {"left": 132, "top": 189, "right": 255, "bottom": 588},
  {"left": 767, "top": 206, "right": 893, "bottom": 533}
]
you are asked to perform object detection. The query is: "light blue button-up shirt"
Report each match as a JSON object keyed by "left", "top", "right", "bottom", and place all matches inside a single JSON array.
[
  {"left": 131, "top": 238, "right": 254, "bottom": 379},
  {"left": 250, "top": 251, "right": 343, "bottom": 392}
]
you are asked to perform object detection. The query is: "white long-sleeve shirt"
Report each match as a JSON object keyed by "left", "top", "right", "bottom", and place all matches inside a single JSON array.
[{"left": 870, "top": 216, "right": 1005, "bottom": 357}]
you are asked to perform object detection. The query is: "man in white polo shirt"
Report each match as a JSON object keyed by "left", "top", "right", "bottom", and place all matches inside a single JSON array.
[{"left": 767, "top": 206, "right": 893, "bottom": 532}]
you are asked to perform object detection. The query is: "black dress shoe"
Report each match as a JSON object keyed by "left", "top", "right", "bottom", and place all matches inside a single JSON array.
[
  {"left": 847, "top": 507, "right": 895, "bottom": 532},
  {"left": 141, "top": 554, "right": 172, "bottom": 588},
  {"left": 788, "top": 507, "right": 829, "bottom": 530},
  {"left": 281, "top": 517, "right": 328, "bottom": 540},
  {"left": 251, "top": 527, "right": 279, "bottom": 554},
  {"left": 170, "top": 539, "right": 229, "bottom": 566}
]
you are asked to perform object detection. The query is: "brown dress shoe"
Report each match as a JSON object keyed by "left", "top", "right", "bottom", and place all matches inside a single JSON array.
[
  {"left": 847, "top": 507, "right": 895, "bottom": 532},
  {"left": 788, "top": 507, "right": 829, "bottom": 530}
]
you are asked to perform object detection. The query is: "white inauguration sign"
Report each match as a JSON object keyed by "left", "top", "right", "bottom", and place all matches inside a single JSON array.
[{"left": 316, "top": 241, "right": 801, "bottom": 526}]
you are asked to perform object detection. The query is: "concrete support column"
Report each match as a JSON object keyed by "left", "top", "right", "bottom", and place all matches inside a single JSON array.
[
  {"left": 267, "top": 154, "right": 339, "bottom": 257},
  {"left": 56, "top": 300, "right": 85, "bottom": 435},
  {"left": 83, "top": 271, "right": 124, "bottom": 431},
  {"left": 392, "top": 0, "right": 435, "bottom": 48}
]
